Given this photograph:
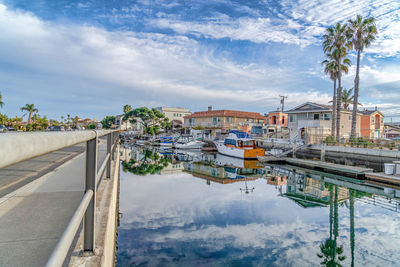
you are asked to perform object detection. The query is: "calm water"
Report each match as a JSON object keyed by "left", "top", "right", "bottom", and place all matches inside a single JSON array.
[{"left": 117, "top": 145, "right": 400, "bottom": 266}]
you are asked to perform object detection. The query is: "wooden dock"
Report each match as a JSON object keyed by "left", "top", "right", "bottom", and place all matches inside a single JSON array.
[
  {"left": 365, "top": 172, "right": 400, "bottom": 186},
  {"left": 259, "top": 157, "right": 373, "bottom": 178}
]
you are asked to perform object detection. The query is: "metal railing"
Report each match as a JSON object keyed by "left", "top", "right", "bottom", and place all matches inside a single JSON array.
[
  {"left": 0, "top": 130, "right": 119, "bottom": 266},
  {"left": 46, "top": 130, "right": 119, "bottom": 266}
]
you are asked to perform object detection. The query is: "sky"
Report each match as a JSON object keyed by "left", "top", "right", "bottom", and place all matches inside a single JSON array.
[{"left": 0, "top": 0, "right": 399, "bottom": 121}]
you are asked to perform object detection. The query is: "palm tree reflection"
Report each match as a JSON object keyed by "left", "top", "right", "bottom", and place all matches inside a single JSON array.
[{"left": 317, "top": 185, "right": 346, "bottom": 266}]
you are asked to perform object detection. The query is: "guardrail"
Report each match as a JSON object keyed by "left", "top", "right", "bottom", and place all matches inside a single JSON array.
[{"left": 0, "top": 130, "right": 119, "bottom": 266}]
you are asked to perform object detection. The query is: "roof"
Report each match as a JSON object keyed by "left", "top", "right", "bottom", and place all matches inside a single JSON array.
[
  {"left": 286, "top": 102, "right": 362, "bottom": 115},
  {"left": 360, "top": 110, "right": 384, "bottom": 116},
  {"left": 285, "top": 102, "right": 331, "bottom": 113},
  {"left": 184, "top": 110, "right": 265, "bottom": 120}
]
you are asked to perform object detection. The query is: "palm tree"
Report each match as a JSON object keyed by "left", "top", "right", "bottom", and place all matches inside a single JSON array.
[
  {"left": 20, "top": 104, "right": 38, "bottom": 123},
  {"left": 348, "top": 15, "right": 378, "bottom": 140},
  {"left": 123, "top": 104, "right": 132, "bottom": 114},
  {"left": 123, "top": 105, "right": 133, "bottom": 130},
  {"left": 323, "top": 23, "right": 352, "bottom": 141},
  {"left": 0, "top": 92, "right": 4, "bottom": 108},
  {"left": 323, "top": 55, "right": 351, "bottom": 137},
  {"left": 322, "top": 57, "right": 338, "bottom": 138},
  {"left": 330, "top": 88, "right": 360, "bottom": 109}
]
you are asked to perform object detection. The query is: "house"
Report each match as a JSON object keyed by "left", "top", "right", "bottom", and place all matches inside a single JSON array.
[
  {"left": 385, "top": 123, "right": 400, "bottom": 138},
  {"left": 183, "top": 106, "right": 265, "bottom": 138},
  {"left": 285, "top": 102, "right": 361, "bottom": 144},
  {"left": 360, "top": 108, "right": 385, "bottom": 139},
  {"left": 156, "top": 107, "right": 191, "bottom": 127},
  {"left": 115, "top": 114, "right": 144, "bottom": 132},
  {"left": 265, "top": 110, "right": 289, "bottom": 138}
]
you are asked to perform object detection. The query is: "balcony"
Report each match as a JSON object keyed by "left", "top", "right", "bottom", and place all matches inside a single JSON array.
[{"left": 296, "top": 120, "right": 331, "bottom": 129}]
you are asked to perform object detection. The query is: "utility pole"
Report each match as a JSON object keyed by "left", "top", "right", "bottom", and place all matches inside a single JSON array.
[{"left": 279, "top": 95, "right": 287, "bottom": 112}]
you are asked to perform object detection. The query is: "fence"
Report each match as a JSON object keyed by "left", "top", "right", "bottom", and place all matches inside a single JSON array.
[{"left": 0, "top": 130, "right": 119, "bottom": 266}]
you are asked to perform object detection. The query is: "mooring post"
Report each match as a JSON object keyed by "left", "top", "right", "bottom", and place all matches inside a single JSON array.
[
  {"left": 84, "top": 135, "right": 98, "bottom": 251},
  {"left": 321, "top": 143, "right": 326, "bottom": 162},
  {"left": 106, "top": 132, "right": 112, "bottom": 179},
  {"left": 293, "top": 144, "right": 297, "bottom": 158}
]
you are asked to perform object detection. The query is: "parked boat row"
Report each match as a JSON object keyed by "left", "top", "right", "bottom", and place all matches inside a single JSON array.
[{"left": 122, "top": 130, "right": 266, "bottom": 159}]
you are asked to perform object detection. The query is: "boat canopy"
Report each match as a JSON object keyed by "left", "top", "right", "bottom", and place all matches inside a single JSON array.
[{"left": 229, "top": 130, "right": 251, "bottom": 139}]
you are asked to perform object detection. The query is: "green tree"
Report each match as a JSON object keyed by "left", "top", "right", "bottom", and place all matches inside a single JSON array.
[
  {"left": 20, "top": 104, "right": 39, "bottom": 123},
  {"left": 87, "top": 123, "right": 96, "bottom": 129},
  {"left": 123, "top": 104, "right": 132, "bottom": 114},
  {"left": 101, "top": 116, "right": 116, "bottom": 129},
  {"left": 0, "top": 92, "right": 4, "bottom": 108},
  {"left": 323, "top": 23, "right": 351, "bottom": 141},
  {"left": 347, "top": 15, "right": 378, "bottom": 139},
  {"left": 124, "top": 107, "right": 169, "bottom": 136},
  {"left": 323, "top": 54, "right": 350, "bottom": 137}
]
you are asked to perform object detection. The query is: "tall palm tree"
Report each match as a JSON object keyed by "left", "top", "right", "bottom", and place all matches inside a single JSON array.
[
  {"left": 123, "top": 105, "right": 133, "bottom": 129},
  {"left": 0, "top": 92, "right": 4, "bottom": 108},
  {"left": 323, "top": 23, "right": 351, "bottom": 142},
  {"left": 348, "top": 15, "right": 378, "bottom": 139},
  {"left": 322, "top": 57, "right": 338, "bottom": 138},
  {"left": 20, "top": 104, "right": 38, "bottom": 123}
]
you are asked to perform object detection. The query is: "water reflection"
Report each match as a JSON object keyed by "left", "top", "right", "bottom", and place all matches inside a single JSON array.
[{"left": 118, "top": 145, "right": 400, "bottom": 266}]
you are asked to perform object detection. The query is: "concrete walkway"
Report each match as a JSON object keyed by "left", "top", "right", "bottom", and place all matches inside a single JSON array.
[{"left": 0, "top": 140, "right": 107, "bottom": 267}]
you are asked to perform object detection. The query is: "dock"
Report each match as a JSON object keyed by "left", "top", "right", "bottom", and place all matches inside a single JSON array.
[
  {"left": 365, "top": 172, "right": 400, "bottom": 186},
  {"left": 259, "top": 156, "right": 373, "bottom": 178}
]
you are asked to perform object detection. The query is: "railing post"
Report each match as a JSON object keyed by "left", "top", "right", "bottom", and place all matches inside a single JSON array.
[
  {"left": 106, "top": 133, "right": 111, "bottom": 179},
  {"left": 84, "top": 136, "right": 97, "bottom": 251},
  {"left": 111, "top": 132, "right": 115, "bottom": 160}
]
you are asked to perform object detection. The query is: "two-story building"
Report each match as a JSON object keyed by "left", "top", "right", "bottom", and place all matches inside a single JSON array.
[
  {"left": 156, "top": 107, "right": 191, "bottom": 128},
  {"left": 183, "top": 106, "right": 265, "bottom": 138},
  {"left": 265, "top": 110, "right": 289, "bottom": 138},
  {"left": 285, "top": 102, "right": 361, "bottom": 144},
  {"left": 360, "top": 109, "right": 385, "bottom": 139}
]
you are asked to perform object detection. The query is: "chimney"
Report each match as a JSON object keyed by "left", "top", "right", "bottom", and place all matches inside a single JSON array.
[{"left": 208, "top": 105, "right": 212, "bottom": 111}]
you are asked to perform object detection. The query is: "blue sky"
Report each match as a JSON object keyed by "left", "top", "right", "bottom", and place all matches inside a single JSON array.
[{"left": 0, "top": 0, "right": 399, "bottom": 121}]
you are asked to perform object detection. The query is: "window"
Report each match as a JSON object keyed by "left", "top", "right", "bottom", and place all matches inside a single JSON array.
[
  {"left": 213, "top": 117, "right": 218, "bottom": 125},
  {"left": 224, "top": 139, "right": 236, "bottom": 146},
  {"left": 323, "top": 113, "right": 330, "bottom": 120},
  {"left": 289, "top": 115, "right": 296, "bottom": 122},
  {"left": 259, "top": 120, "right": 264, "bottom": 124},
  {"left": 248, "top": 119, "right": 254, "bottom": 123},
  {"left": 189, "top": 118, "right": 195, "bottom": 125},
  {"left": 282, "top": 117, "right": 285, "bottom": 124},
  {"left": 313, "top": 114, "right": 320, "bottom": 120},
  {"left": 372, "top": 117, "right": 375, "bottom": 123},
  {"left": 381, "top": 118, "right": 383, "bottom": 123},
  {"left": 349, "top": 115, "right": 352, "bottom": 120},
  {"left": 226, "top": 117, "right": 233, "bottom": 123}
]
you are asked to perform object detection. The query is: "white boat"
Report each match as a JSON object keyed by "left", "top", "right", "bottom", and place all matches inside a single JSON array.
[
  {"left": 175, "top": 140, "right": 205, "bottom": 149},
  {"left": 214, "top": 130, "right": 265, "bottom": 159}
]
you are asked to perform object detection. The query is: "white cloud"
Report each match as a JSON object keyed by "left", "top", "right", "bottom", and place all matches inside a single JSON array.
[{"left": 0, "top": 3, "right": 331, "bottom": 118}]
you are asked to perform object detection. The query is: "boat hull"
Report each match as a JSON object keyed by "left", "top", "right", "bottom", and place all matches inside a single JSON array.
[{"left": 214, "top": 141, "right": 265, "bottom": 159}]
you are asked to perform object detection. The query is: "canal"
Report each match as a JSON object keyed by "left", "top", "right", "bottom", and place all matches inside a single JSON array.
[{"left": 117, "top": 145, "right": 400, "bottom": 266}]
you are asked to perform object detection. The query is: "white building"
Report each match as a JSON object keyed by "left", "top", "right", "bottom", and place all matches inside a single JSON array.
[{"left": 156, "top": 107, "right": 191, "bottom": 124}]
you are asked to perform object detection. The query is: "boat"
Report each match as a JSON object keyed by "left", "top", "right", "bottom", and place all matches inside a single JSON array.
[
  {"left": 175, "top": 136, "right": 205, "bottom": 149},
  {"left": 214, "top": 130, "right": 265, "bottom": 159},
  {"left": 159, "top": 136, "right": 176, "bottom": 147}
]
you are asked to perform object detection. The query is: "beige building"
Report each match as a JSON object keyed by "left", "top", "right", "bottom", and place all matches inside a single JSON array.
[
  {"left": 183, "top": 106, "right": 265, "bottom": 133},
  {"left": 286, "top": 102, "right": 361, "bottom": 144},
  {"left": 156, "top": 107, "right": 191, "bottom": 125}
]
